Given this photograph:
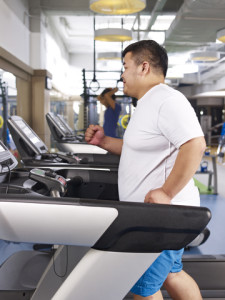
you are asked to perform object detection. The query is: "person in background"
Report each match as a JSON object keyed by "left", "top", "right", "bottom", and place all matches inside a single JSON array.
[
  {"left": 97, "top": 87, "right": 121, "bottom": 138},
  {"left": 85, "top": 40, "right": 205, "bottom": 300}
]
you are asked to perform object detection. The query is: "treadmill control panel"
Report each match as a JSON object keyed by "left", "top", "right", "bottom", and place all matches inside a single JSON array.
[
  {"left": 0, "top": 140, "right": 18, "bottom": 173},
  {"left": 8, "top": 115, "right": 82, "bottom": 164},
  {"left": 7, "top": 115, "right": 48, "bottom": 157},
  {"left": 14, "top": 119, "right": 48, "bottom": 153},
  {"left": 46, "top": 112, "right": 75, "bottom": 138}
]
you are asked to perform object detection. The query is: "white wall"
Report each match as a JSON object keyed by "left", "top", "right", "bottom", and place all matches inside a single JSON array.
[
  {"left": 45, "top": 18, "right": 79, "bottom": 95},
  {"left": 69, "top": 53, "right": 94, "bottom": 95},
  {"left": 0, "top": 0, "right": 91, "bottom": 96},
  {"left": 3, "top": 0, "right": 29, "bottom": 27},
  {"left": 0, "top": 0, "right": 30, "bottom": 65}
]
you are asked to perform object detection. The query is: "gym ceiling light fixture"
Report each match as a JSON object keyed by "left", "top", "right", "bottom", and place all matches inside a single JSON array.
[
  {"left": 89, "top": 0, "right": 146, "bottom": 15},
  {"left": 190, "top": 51, "right": 220, "bottom": 62},
  {"left": 217, "top": 28, "right": 225, "bottom": 43},
  {"left": 95, "top": 28, "right": 132, "bottom": 42}
]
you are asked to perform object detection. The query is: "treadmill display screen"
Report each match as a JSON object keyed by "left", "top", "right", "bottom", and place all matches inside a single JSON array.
[
  {"left": 55, "top": 118, "right": 68, "bottom": 134},
  {"left": 15, "top": 120, "right": 41, "bottom": 145}
]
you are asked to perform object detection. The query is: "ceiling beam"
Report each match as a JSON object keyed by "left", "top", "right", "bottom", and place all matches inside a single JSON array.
[{"left": 143, "top": 0, "right": 168, "bottom": 39}]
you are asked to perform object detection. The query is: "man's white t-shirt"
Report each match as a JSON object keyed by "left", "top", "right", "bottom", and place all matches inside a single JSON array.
[{"left": 118, "top": 83, "right": 204, "bottom": 207}]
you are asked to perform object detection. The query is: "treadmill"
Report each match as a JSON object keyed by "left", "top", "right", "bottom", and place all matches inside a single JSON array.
[
  {"left": 57, "top": 113, "right": 84, "bottom": 142},
  {"left": 46, "top": 112, "right": 107, "bottom": 154},
  {"left": 0, "top": 140, "right": 211, "bottom": 300},
  {"left": 0, "top": 137, "right": 119, "bottom": 202},
  {"left": 7, "top": 115, "right": 119, "bottom": 170},
  {"left": 0, "top": 143, "right": 211, "bottom": 300}
]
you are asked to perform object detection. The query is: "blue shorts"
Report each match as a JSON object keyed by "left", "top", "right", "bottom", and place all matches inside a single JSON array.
[{"left": 131, "top": 249, "right": 184, "bottom": 297}]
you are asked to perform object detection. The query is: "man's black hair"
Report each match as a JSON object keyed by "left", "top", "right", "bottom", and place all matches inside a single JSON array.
[
  {"left": 122, "top": 40, "right": 168, "bottom": 77},
  {"left": 101, "top": 88, "right": 116, "bottom": 100}
]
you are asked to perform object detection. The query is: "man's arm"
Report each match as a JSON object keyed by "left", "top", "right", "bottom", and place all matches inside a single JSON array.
[
  {"left": 99, "top": 135, "right": 123, "bottom": 155},
  {"left": 104, "top": 93, "right": 116, "bottom": 109},
  {"left": 104, "top": 87, "right": 118, "bottom": 110},
  {"left": 85, "top": 124, "right": 123, "bottom": 155},
  {"left": 145, "top": 136, "right": 206, "bottom": 204}
]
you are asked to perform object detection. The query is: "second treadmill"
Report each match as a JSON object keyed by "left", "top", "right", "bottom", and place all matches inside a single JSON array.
[{"left": 7, "top": 115, "right": 119, "bottom": 170}]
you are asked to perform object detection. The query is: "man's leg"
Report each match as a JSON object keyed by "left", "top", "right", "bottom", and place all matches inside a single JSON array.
[
  {"left": 163, "top": 270, "right": 202, "bottom": 300},
  {"left": 131, "top": 250, "right": 184, "bottom": 300},
  {"left": 133, "top": 290, "right": 164, "bottom": 300}
]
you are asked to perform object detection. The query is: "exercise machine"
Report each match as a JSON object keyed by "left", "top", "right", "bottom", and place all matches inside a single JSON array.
[
  {"left": 0, "top": 141, "right": 119, "bottom": 202},
  {"left": 7, "top": 115, "right": 119, "bottom": 170},
  {"left": 47, "top": 112, "right": 84, "bottom": 143},
  {"left": 46, "top": 111, "right": 106, "bottom": 154},
  {"left": 0, "top": 140, "right": 211, "bottom": 300}
]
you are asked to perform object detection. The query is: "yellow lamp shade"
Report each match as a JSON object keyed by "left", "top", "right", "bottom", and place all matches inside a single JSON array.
[
  {"left": 190, "top": 51, "right": 220, "bottom": 62},
  {"left": 90, "top": 0, "right": 146, "bottom": 15},
  {"left": 217, "top": 28, "right": 225, "bottom": 43},
  {"left": 95, "top": 28, "right": 132, "bottom": 42}
]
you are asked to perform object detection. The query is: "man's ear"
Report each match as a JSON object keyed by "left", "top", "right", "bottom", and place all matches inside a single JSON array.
[{"left": 142, "top": 61, "right": 150, "bottom": 74}]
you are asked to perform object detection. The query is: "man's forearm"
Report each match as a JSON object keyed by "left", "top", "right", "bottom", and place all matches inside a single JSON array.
[
  {"left": 162, "top": 136, "right": 206, "bottom": 198},
  {"left": 99, "top": 136, "right": 123, "bottom": 155},
  {"left": 105, "top": 94, "right": 116, "bottom": 110}
]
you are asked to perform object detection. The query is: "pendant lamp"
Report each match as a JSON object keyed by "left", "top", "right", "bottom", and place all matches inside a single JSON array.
[
  {"left": 95, "top": 28, "right": 132, "bottom": 42},
  {"left": 190, "top": 51, "right": 220, "bottom": 62},
  {"left": 90, "top": 0, "right": 146, "bottom": 15},
  {"left": 217, "top": 28, "right": 225, "bottom": 43}
]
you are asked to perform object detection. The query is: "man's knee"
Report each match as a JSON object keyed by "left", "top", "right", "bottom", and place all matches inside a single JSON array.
[{"left": 163, "top": 270, "right": 183, "bottom": 288}]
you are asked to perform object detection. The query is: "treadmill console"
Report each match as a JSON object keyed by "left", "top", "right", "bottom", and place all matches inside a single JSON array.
[
  {"left": 57, "top": 114, "right": 74, "bottom": 136},
  {"left": 46, "top": 112, "right": 75, "bottom": 141},
  {"left": 7, "top": 115, "right": 48, "bottom": 159},
  {"left": 0, "top": 140, "right": 18, "bottom": 173}
]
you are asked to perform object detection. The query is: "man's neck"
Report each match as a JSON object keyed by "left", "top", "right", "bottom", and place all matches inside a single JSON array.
[{"left": 137, "top": 79, "right": 165, "bottom": 100}]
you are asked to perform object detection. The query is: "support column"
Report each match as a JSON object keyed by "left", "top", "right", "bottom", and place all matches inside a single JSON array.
[
  {"left": 32, "top": 69, "right": 52, "bottom": 148},
  {"left": 66, "top": 100, "right": 74, "bottom": 129},
  {"left": 16, "top": 77, "right": 32, "bottom": 124}
]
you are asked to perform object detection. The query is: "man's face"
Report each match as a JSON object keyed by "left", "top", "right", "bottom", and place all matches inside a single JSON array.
[{"left": 121, "top": 52, "right": 140, "bottom": 98}]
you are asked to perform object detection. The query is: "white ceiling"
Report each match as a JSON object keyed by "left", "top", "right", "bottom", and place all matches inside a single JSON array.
[{"left": 28, "top": 0, "right": 225, "bottom": 89}]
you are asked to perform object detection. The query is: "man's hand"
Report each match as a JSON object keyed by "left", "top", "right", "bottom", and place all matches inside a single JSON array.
[
  {"left": 144, "top": 188, "right": 172, "bottom": 204},
  {"left": 85, "top": 125, "right": 105, "bottom": 146},
  {"left": 85, "top": 124, "right": 123, "bottom": 155},
  {"left": 105, "top": 87, "right": 118, "bottom": 97}
]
